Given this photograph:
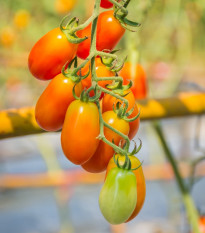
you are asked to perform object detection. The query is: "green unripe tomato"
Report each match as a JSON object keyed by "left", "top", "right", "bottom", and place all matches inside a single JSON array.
[{"left": 99, "top": 167, "right": 137, "bottom": 224}]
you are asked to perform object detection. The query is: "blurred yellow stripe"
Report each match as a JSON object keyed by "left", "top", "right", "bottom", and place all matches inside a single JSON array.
[{"left": 0, "top": 93, "right": 205, "bottom": 139}]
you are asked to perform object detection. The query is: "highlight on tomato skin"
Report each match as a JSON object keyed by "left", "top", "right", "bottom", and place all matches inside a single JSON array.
[
  {"left": 35, "top": 73, "right": 82, "bottom": 132},
  {"left": 61, "top": 100, "right": 100, "bottom": 165},
  {"left": 28, "top": 27, "right": 78, "bottom": 81},
  {"left": 119, "top": 62, "right": 147, "bottom": 100},
  {"left": 76, "top": 10, "right": 125, "bottom": 59}
]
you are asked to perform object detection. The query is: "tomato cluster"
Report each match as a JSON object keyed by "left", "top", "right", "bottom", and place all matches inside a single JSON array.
[{"left": 28, "top": 3, "right": 146, "bottom": 225}]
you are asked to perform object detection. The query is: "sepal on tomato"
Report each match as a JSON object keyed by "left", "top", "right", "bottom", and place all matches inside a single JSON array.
[
  {"left": 62, "top": 56, "right": 90, "bottom": 84},
  {"left": 111, "top": 96, "right": 140, "bottom": 123},
  {"left": 113, "top": 153, "right": 132, "bottom": 170},
  {"left": 106, "top": 79, "right": 132, "bottom": 95},
  {"left": 60, "top": 16, "right": 88, "bottom": 44},
  {"left": 99, "top": 49, "right": 120, "bottom": 68},
  {"left": 110, "top": 55, "right": 127, "bottom": 72},
  {"left": 73, "top": 85, "right": 102, "bottom": 103}
]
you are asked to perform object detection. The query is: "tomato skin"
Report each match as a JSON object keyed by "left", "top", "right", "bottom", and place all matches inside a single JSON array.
[
  {"left": 102, "top": 90, "right": 140, "bottom": 139},
  {"left": 100, "top": 0, "right": 113, "bottom": 8},
  {"left": 80, "top": 58, "right": 115, "bottom": 90},
  {"left": 81, "top": 111, "right": 129, "bottom": 173},
  {"left": 76, "top": 10, "right": 125, "bottom": 59},
  {"left": 119, "top": 62, "right": 147, "bottom": 100},
  {"left": 106, "top": 154, "right": 146, "bottom": 222},
  {"left": 99, "top": 167, "right": 137, "bottom": 224},
  {"left": 35, "top": 73, "right": 82, "bottom": 131},
  {"left": 61, "top": 100, "right": 100, "bottom": 165},
  {"left": 199, "top": 217, "right": 205, "bottom": 233},
  {"left": 28, "top": 28, "right": 78, "bottom": 81}
]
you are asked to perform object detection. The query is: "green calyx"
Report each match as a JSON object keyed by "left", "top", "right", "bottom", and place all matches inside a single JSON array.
[
  {"left": 62, "top": 56, "right": 90, "bottom": 83},
  {"left": 114, "top": 139, "right": 143, "bottom": 171},
  {"left": 99, "top": 49, "right": 121, "bottom": 69},
  {"left": 113, "top": 100, "right": 140, "bottom": 122},
  {"left": 60, "top": 16, "right": 88, "bottom": 44},
  {"left": 73, "top": 85, "right": 102, "bottom": 102},
  {"left": 106, "top": 75, "right": 132, "bottom": 95},
  {"left": 114, "top": 153, "right": 132, "bottom": 170}
]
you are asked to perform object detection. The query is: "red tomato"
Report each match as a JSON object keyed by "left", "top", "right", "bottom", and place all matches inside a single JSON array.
[
  {"left": 80, "top": 57, "right": 115, "bottom": 89},
  {"left": 61, "top": 100, "right": 100, "bottom": 165},
  {"left": 102, "top": 90, "right": 140, "bottom": 139},
  {"left": 100, "top": 0, "right": 113, "bottom": 8},
  {"left": 76, "top": 10, "right": 125, "bottom": 59},
  {"left": 106, "top": 154, "right": 146, "bottom": 222},
  {"left": 119, "top": 62, "right": 147, "bottom": 99},
  {"left": 28, "top": 28, "right": 78, "bottom": 80},
  {"left": 199, "top": 217, "right": 205, "bottom": 233},
  {"left": 35, "top": 73, "right": 82, "bottom": 131},
  {"left": 82, "top": 110, "right": 129, "bottom": 173}
]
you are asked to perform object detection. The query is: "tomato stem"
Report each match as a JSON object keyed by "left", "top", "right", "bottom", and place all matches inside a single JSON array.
[
  {"left": 96, "top": 101, "right": 129, "bottom": 156},
  {"left": 94, "top": 76, "right": 123, "bottom": 82},
  {"left": 153, "top": 121, "right": 201, "bottom": 233},
  {"left": 83, "top": 0, "right": 134, "bottom": 158},
  {"left": 95, "top": 51, "right": 117, "bottom": 60},
  {"left": 69, "top": 13, "right": 98, "bottom": 34},
  {"left": 72, "top": 56, "right": 91, "bottom": 75},
  {"left": 100, "top": 86, "right": 129, "bottom": 112},
  {"left": 109, "top": 0, "right": 128, "bottom": 15}
]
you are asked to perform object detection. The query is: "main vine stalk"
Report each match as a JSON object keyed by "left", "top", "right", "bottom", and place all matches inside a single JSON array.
[{"left": 82, "top": 0, "right": 132, "bottom": 157}]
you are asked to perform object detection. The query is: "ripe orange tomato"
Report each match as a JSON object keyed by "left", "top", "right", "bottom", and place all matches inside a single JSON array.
[
  {"left": 76, "top": 10, "right": 125, "bottom": 59},
  {"left": 106, "top": 154, "right": 146, "bottom": 222},
  {"left": 61, "top": 100, "right": 100, "bottom": 165},
  {"left": 28, "top": 28, "right": 78, "bottom": 80},
  {"left": 119, "top": 62, "right": 147, "bottom": 100},
  {"left": 35, "top": 73, "right": 82, "bottom": 131},
  {"left": 102, "top": 90, "right": 140, "bottom": 139},
  {"left": 82, "top": 110, "right": 129, "bottom": 173},
  {"left": 80, "top": 58, "right": 115, "bottom": 90}
]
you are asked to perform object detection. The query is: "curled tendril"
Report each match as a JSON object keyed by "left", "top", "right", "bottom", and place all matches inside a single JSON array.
[
  {"left": 125, "top": 108, "right": 140, "bottom": 122},
  {"left": 72, "top": 83, "right": 80, "bottom": 100},
  {"left": 130, "top": 139, "right": 142, "bottom": 155}
]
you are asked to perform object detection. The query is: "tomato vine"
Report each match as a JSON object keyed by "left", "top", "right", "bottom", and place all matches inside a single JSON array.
[
  {"left": 29, "top": 0, "right": 144, "bottom": 225},
  {"left": 63, "top": 0, "right": 141, "bottom": 159}
]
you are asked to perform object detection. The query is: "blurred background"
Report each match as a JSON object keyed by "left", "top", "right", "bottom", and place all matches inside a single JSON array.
[{"left": 0, "top": 0, "right": 205, "bottom": 232}]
